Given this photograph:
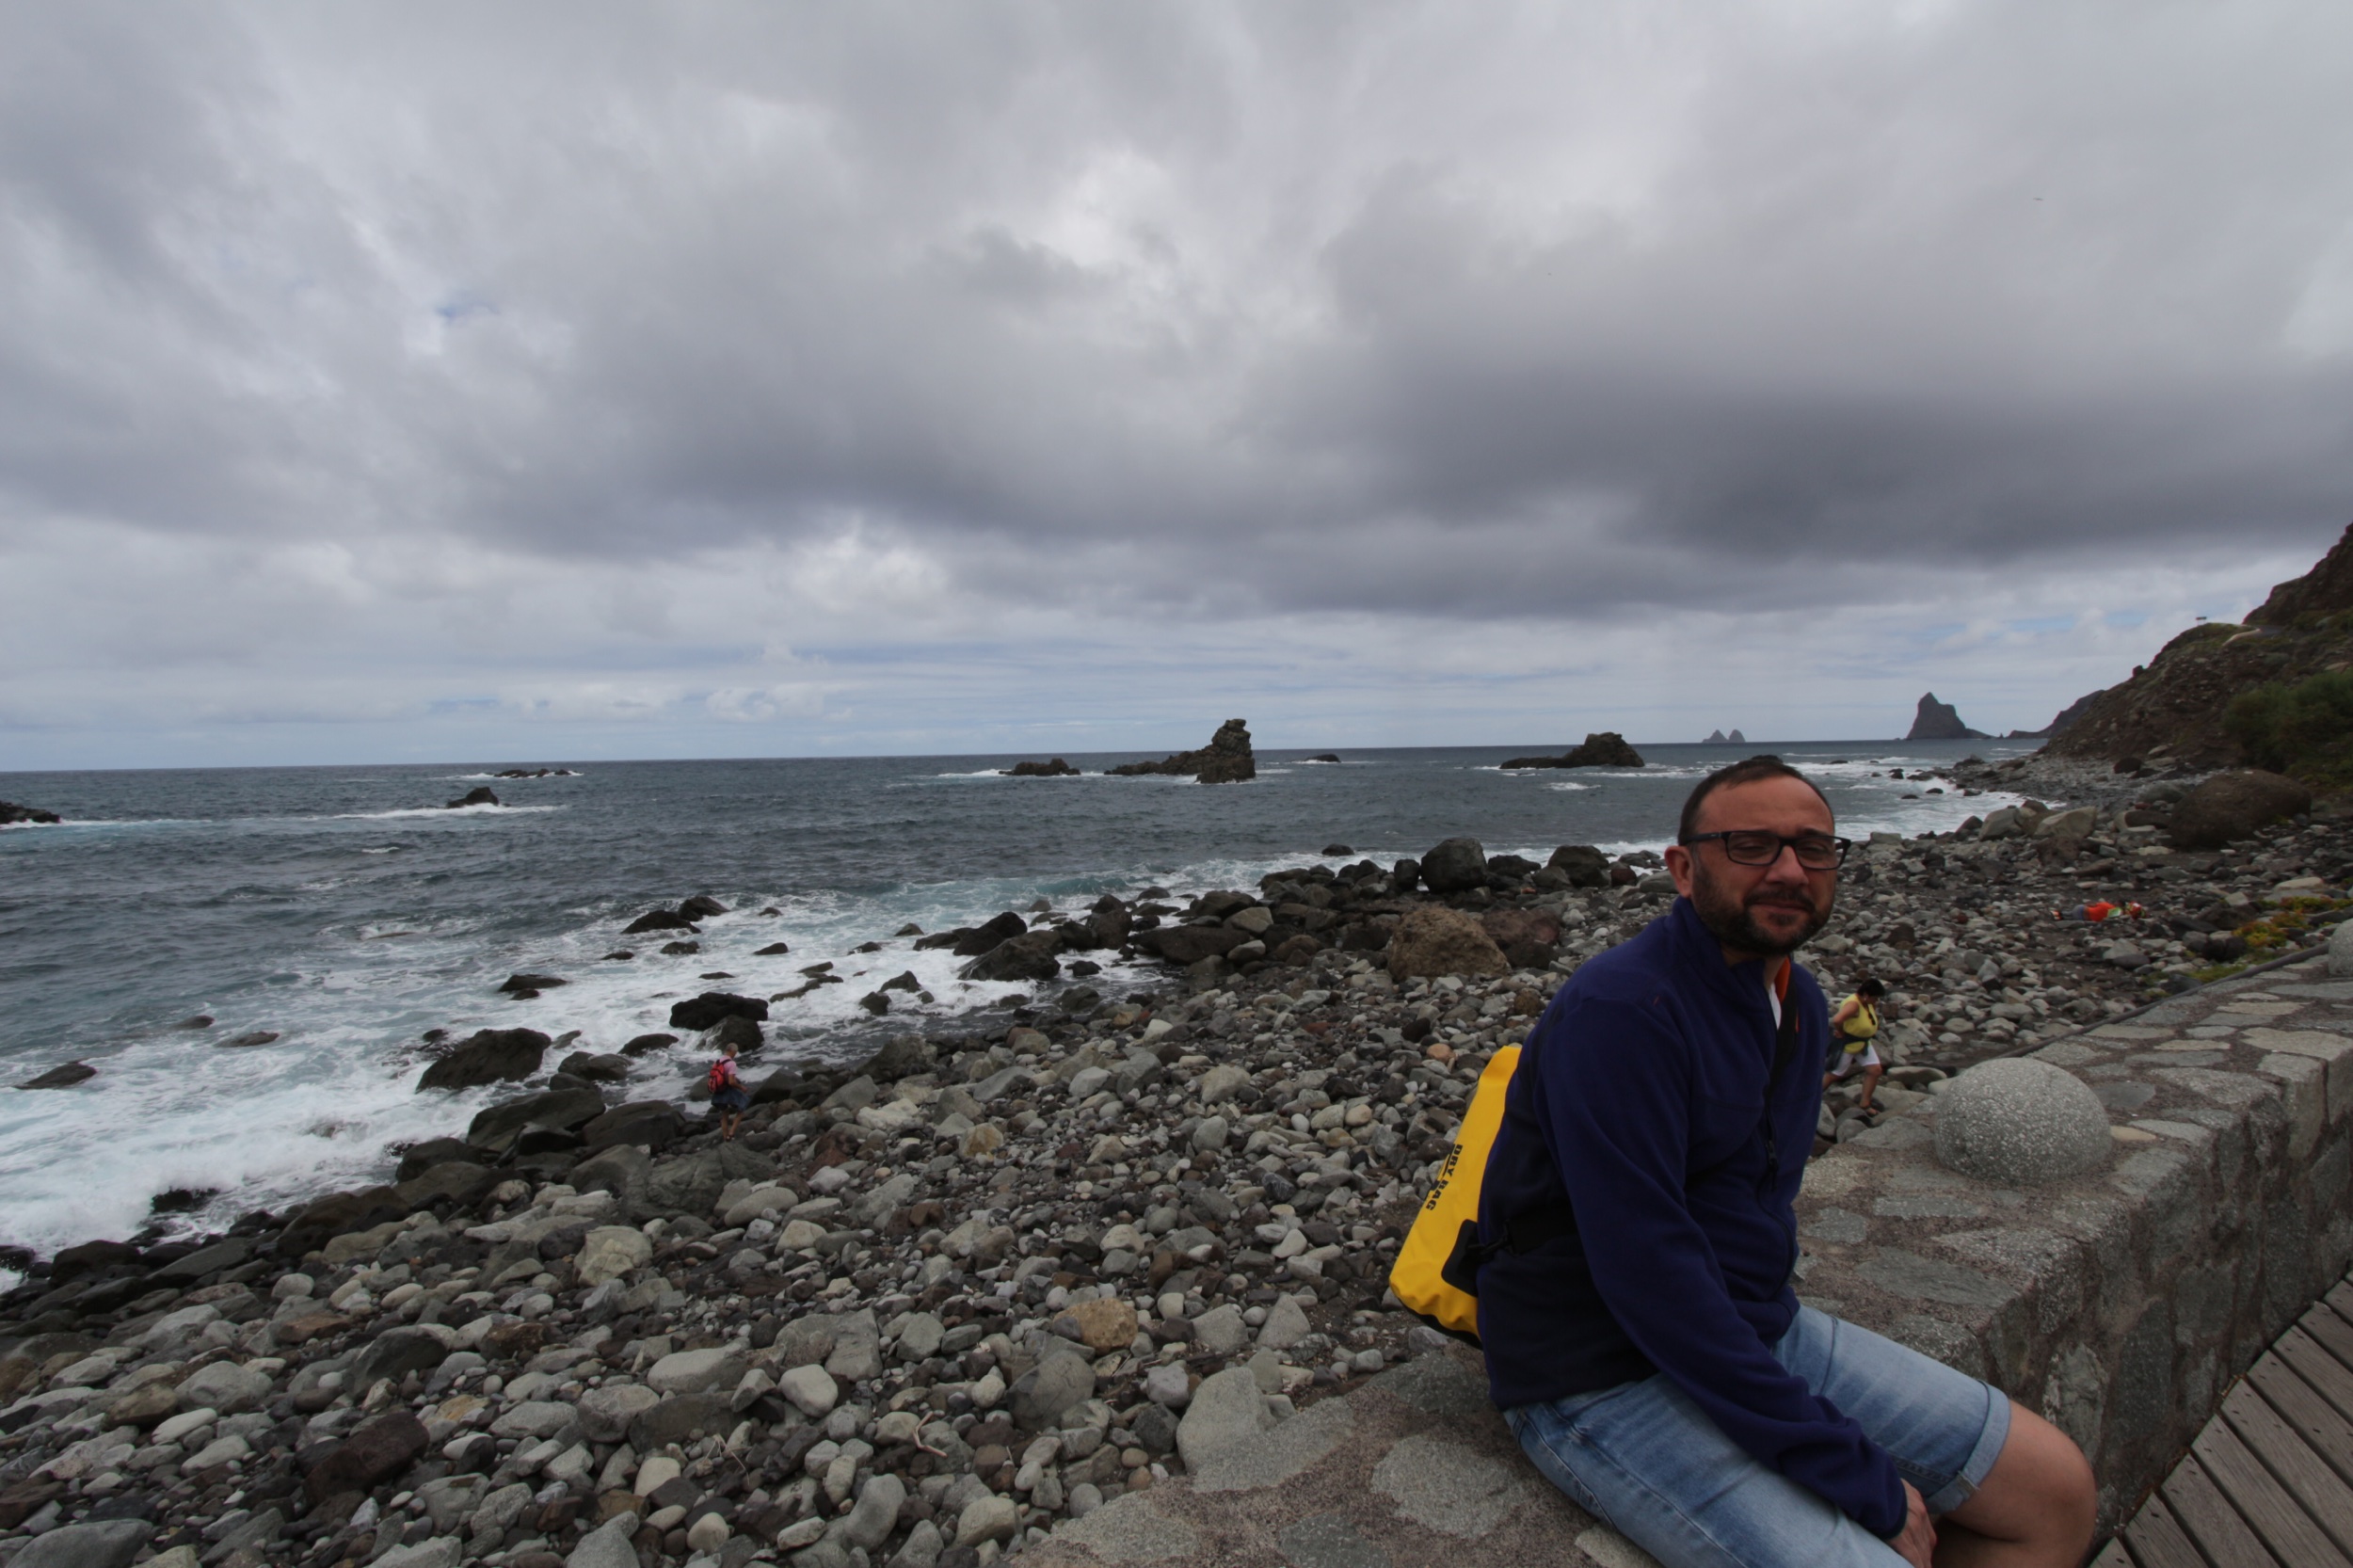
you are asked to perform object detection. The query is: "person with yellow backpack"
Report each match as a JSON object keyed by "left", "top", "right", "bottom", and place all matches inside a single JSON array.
[
  {"left": 1388, "top": 759, "right": 2092, "bottom": 1568},
  {"left": 1822, "top": 977, "right": 1887, "bottom": 1115}
]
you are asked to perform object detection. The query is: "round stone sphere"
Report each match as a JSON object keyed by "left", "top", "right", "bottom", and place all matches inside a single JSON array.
[
  {"left": 2328, "top": 917, "right": 2353, "bottom": 977},
  {"left": 1933, "top": 1058, "right": 2112, "bottom": 1186}
]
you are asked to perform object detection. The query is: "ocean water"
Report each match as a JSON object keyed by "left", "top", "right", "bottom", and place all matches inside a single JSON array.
[{"left": 0, "top": 740, "right": 2029, "bottom": 1266}]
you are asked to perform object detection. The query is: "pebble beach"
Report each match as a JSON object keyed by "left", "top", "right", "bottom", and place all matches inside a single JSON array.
[{"left": 4, "top": 746, "right": 2347, "bottom": 1568}]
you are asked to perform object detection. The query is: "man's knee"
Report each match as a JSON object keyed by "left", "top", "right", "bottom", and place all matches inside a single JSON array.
[{"left": 1956, "top": 1403, "right": 2096, "bottom": 1550}]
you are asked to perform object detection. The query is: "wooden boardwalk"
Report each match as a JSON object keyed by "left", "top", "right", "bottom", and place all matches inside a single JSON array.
[{"left": 2100, "top": 1275, "right": 2353, "bottom": 1567}]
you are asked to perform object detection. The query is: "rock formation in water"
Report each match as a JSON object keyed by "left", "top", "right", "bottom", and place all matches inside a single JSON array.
[
  {"left": 1106, "top": 720, "right": 1257, "bottom": 783},
  {"left": 1905, "top": 695, "right": 1989, "bottom": 742},
  {"left": 1499, "top": 732, "right": 1645, "bottom": 770}
]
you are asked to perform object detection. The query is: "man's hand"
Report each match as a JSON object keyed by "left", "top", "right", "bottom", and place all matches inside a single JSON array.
[{"left": 1888, "top": 1480, "right": 1936, "bottom": 1568}]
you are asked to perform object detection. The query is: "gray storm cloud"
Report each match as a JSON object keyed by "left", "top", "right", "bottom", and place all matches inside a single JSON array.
[{"left": 3, "top": 1, "right": 2350, "bottom": 759}]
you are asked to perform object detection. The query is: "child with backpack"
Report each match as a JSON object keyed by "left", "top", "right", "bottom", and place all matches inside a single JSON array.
[{"left": 708, "top": 1041, "right": 749, "bottom": 1141}]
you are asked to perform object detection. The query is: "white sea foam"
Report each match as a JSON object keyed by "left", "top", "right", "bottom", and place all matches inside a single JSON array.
[{"left": 331, "top": 804, "right": 563, "bottom": 821}]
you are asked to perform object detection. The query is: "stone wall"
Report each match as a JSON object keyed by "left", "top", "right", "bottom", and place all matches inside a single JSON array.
[{"left": 1794, "top": 952, "right": 2353, "bottom": 1532}]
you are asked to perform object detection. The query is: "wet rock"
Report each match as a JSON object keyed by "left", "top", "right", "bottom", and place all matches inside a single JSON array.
[
  {"left": 444, "top": 786, "right": 499, "bottom": 808},
  {"left": 580, "top": 1100, "right": 684, "bottom": 1154},
  {"left": 416, "top": 1028, "right": 551, "bottom": 1091},
  {"left": 465, "top": 1087, "right": 606, "bottom": 1149},
  {"left": 962, "top": 931, "right": 1063, "bottom": 983},
  {"left": 666, "top": 992, "right": 768, "bottom": 1031},
  {"left": 0, "top": 800, "right": 63, "bottom": 825},
  {"left": 16, "top": 1062, "right": 96, "bottom": 1090},
  {"left": 1104, "top": 719, "right": 1257, "bottom": 784}
]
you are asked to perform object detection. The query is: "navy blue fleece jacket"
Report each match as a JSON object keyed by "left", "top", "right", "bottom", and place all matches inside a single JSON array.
[{"left": 1474, "top": 896, "right": 1907, "bottom": 1539}]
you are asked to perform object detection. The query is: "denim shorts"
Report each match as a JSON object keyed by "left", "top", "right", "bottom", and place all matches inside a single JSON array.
[{"left": 1505, "top": 1306, "right": 2009, "bottom": 1568}]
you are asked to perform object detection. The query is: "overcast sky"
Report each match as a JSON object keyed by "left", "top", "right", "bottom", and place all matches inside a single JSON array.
[{"left": 3, "top": 1, "right": 2349, "bottom": 770}]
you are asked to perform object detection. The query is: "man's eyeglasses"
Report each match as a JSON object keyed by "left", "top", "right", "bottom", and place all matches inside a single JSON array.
[{"left": 1680, "top": 830, "right": 1851, "bottom": 870}]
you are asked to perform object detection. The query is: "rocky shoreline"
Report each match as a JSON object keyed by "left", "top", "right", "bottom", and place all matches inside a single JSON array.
[{"left": 5, "top": 752, "right": 2349, "bottom": 1568}]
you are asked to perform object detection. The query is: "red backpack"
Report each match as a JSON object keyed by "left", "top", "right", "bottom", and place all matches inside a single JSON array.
[{"left": 708, "top": 1059, "right": 732, "bottom": 1093}]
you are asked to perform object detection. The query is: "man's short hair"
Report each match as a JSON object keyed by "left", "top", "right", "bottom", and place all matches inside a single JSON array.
[
  {"left": 1857, "top": 978, "right": 1886, "bottom": 998},
  {"left": 1676, "top": 755, "right": 1833, "bottom": 843}
]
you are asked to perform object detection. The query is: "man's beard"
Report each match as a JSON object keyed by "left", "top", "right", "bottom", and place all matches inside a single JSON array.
[{"left": 1688, "top": 859, "right": 1833, "bottom": 957}]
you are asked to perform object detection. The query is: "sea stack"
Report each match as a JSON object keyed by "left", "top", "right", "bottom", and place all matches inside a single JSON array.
[{"left": 1905, "top": 694, "right": 1989, "bottom": 742}]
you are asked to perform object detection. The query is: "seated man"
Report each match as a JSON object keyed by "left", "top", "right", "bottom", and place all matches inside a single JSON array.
[{"left": 1474, "top": 757, "right": 2095, "bottom": 1567}]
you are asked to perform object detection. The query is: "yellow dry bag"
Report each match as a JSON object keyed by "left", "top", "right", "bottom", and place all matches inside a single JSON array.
[{"left": 1386, "top": 1047, "right": 1521, "bottom": 1346}]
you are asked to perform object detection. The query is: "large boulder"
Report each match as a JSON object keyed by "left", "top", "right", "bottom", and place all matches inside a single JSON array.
[
  {"left": 1547, "top": 844, "right": 1611, "bottom": 887},
  {"left": 666, "top": 993, "right": 768, "bottom": 1032},
  {"left": 581, "top": 1100, "right": 683, "bottom": 1154},
  {"left": 1086, "top": 894, "right": 1132, "bottom": 948},
  {"left": 1934, "top": 1060, "right": 2111, "bottom": 1185},
  {"left": 415, "top": 1029, "right": 550, "bottom": 1092},
  {"left": 0, "top": 801, "right": 63, "bottom": 826},
  {"left": 279, "top": 1187, "right": 408, "bottom": 1259},
  {"left": 646, "top": 1143, "right": 773, "bottom": 1217},
  {"left": 951, "top": 912, "right": 1030, "bottom": 957},
  {"left": 1386, "top": 905, "right": 1511, "bottom": 982},
  {"left": 2168, "top": 770, "right": 2314, "bottom": 850},
  {"left": 623, "top": 908, "right": 697, "bottom": 935},
  {"left": 960, "top": 932, "right": 1062, "bottom": 983},
  {"left": 1417, "top": 838, "right": 1489, "bottom": 895},
  {"left": 464, "top": 1088, "right": 607, "bottom": 1150},
  {"left": 1134, "top": 923, "right": 1249, "bottom": 966}
]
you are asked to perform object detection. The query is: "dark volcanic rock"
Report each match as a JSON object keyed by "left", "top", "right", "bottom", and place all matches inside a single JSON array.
[
  {"left": 280, "top": 1187, "right": 408, "bottom": 1258},
  {"left": 961, "top": 931, "right": 1063, "bottom": 983},
  {"left": 50, "top": 1239, "right": 138, "bottom": 1284},
  {"left": 1500, "top": 731, "right": 1646, "bottom": 769},
  {"left": 582, "top": 1100, "right": 685, "bottom": 1153},
  {"left": 667, "top": 992, "right": 769, "bottom": 1031},
  {"left": 557, "top": 1050, "right": 632, "bottom": 1082},
  {"left": 443, "top": 786, "right": 500, "bottom": 808},
  {"left": 1086, "top": 894, "right": 1132, "bottom": 948},
  {"left": 496, "top": 972, "right": 567, "bottom": 996},
  {"left": 1418, "top": 837, "right": 1489, "bottom": 895},
  {"left": 621, "top": 1032, "right": 679, "bottom": 1056},
  {"left": 1001, "top": 758, "right": 1079, "bottom": 776},
  {"left": 1905, "top": 693, "right": 1990, "bottom": 742},
  {"left": 1133, "top": 924, "right": 1248, "bottom": 966},
  {"left": 416, "top": 1028, "right": 550, "bottom": 1091},
  {"left": 465, "top": 1088, "right": 607, "bottom": 1149},
  {"left": 952, "top": 912, "right": 1031, "bottom": 957},
  {"left": 680, "top": 894, "right": 728, "bottom": 920},
  {"left": 1105, "top": 719, "right": 1257, "bottom": 783},
  {"left": 708, "top": 1015, "right": 764, "bottom": 1055},
  {"left": 1547, "top": 844, "right": 1611, "bottom": 888},
  {"left": 624, "top": 908, "right": 698, "bottom": 935},
  {"left": 0, "top": 801, "right": 62, "bottom": 825},
  {"left": 2169, "top": 770, "right": 2314, "bottom": 850},
  {"left": 302, "top": 1411, "right": 430, "bottom": 1503},
  {"left": 395, "top": 1138, "right": 476, "bottom": 1182},
  {"left": 16, "top": 1062, "right": 96, "bottom": 1090}
]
